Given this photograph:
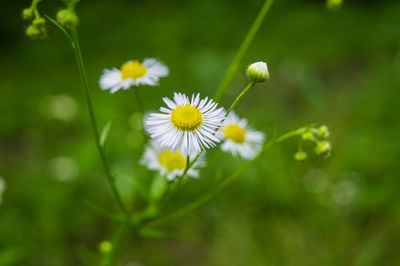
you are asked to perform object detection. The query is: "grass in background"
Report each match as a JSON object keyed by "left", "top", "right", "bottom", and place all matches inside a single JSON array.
[{"left": 1, "top": 0, "right": 400, "bottom": 265}]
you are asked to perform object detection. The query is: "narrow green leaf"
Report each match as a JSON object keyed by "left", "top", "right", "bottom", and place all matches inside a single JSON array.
[
  {"left": 150, "top": 173, "right": 168, "bottom": 200},
  {"left": 138, "top": 227, "right": 185, "bottom": 240},
  {"left": 44, "top": 15, "right": 74, "bottom": 45},
  {"left": 100, "top": 121, "right": 112, "bottom": 147},
  {"left": 85, "top": 200, "right": 127, "bottom": 225},
  {"left": 113, "top": 171, "right": 150, "bottom": 199},
  {"left": 138, "top": 227, "right": 170, "bottom": 239}
]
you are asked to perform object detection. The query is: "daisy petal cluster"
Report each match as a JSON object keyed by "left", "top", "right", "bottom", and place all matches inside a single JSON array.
[
  {"left": 145, "top": 93, "right": 226, "bottom": 156},
  {"left": 220, "top": 112, "right": 265, "bottom": 159},
  {"left": 141, "top": 140, "right": 204, "bottom": 181},
  {"left": 99, "top": 58, "right": 169, "bottom": 93}
]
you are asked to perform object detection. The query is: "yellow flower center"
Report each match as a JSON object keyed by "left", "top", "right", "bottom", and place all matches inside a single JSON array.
[
  {"left": 120, "top": 60, "right": 147, "bottom": 79},
  {"left": 171, "top": 104, "right": 203, "bottom": 131},
  {"left": 159, "top": 150, "right": 187, "bottom": 172},
  {"left": 223, "top": 124, "right": 246, "bottom": 143}
]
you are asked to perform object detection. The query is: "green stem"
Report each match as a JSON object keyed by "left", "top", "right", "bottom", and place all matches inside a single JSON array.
[
  {"left": 226, "top": 81, "right": 254, "bottom": 114},
  {"left": 176, "top": 152, "right": 201, "bottom": 181},
  {"left": 143, "top": 127, "right": 305, "bottom": 228},
  {"left": 85, "top": 201, "right": 128, "bottom": 226},
  {"left": 178, "top": 155, "right": 191, "bottom": 180},
  {"left": 213, "top": 0, "right": 275, "bottom": 101},
  {"left": 70, "top": 28, "right": 130, "bottom": 217},
  {"left": 30, "top": 0, "right": 42, "bottom": 19},
  {"left": 133, "top": 88, "right": 146, "bottom": 138},
  {"left": 169, "top": 155, "right": 191, "bottom": 191},
  {"left": 163, "top": 155, "right": 193, "bottom": 200},
  {"left": 30, "top": 0, "right": 42, "bottom": 9}
]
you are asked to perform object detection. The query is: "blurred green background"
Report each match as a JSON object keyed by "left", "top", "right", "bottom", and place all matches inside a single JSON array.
[{"left": 1, "top": 0, "right": 400, "bottom": 265}]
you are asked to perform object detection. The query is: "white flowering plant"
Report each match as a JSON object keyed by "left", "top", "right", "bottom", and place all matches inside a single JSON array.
[{"left": 22, "top": 0, "right": 332, "bottom": 264}]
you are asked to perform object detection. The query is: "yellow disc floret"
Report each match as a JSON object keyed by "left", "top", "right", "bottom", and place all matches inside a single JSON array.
[
  {"left": 120, "top": 60, "right": 147, "bottom": 79},
  {"left": 159, "top": 150, "right": 187, "bottom": 172},
  {"left": 171, "top": 104, "right": 203, "bottom": 131},
  {"left": 223, "top": 124, "right": 246, "bottom": 143}
]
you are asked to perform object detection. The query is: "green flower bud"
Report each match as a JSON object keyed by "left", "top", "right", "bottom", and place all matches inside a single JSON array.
[
  {"left": 294, "top": 151, "right": 308, "bottom": 161},
  {"left": 22, "top": 8, "right": 33, "bottom": 20},
  {"left": 247, "top": 61, "right": 269, "bottom": 83},
  {"left": 326, "top": 0, "right": 343, "bottom": 11},
  {"left": 318, "top": 125, "right": 330, "bottom": 139},
  {"left": 33, "top": 17, "right": 46, "bottom": 27},
  {"left": 302, "top": 131, "right": 314, "bottom": 141},
  {"left": 56, "top": 9, "right": 78, "bottom": 28},
  {"left": 315, "top": 141, "right": 331, "bottom": 157},
  {"left": 26, "top": 24, "right": 46, "bottom": 39},
  {"left": 99, "top": 241, "right": 112, "bottom": 253}
]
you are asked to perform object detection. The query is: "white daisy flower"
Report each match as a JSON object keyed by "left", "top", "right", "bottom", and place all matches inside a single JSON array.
[
  {"left": 146, "top": 93, "right": 226, "bottom": 156},
  {"left": 220, "top": 112, "right": 265, "bottom": 159},
  {"left": 99, "top": 58, "right": 169, "bottom": 93},
  {"left": 141, "top": 140, "right": 204, "bottom": 181}
]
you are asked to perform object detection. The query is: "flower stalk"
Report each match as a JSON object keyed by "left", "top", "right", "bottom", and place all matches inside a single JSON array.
[
  {"left": 143, "top": 126, "right": 307, "bottom": 228},
  {"left": 226, "top": 81, "right": 255, "bottom": 115},
  {"left": 133, "top": 88, "right": 146, "bottom": 138},
  {"left": 69, "top": 27, "right": 130, "bottom": 217},
  {"left": 213, "top": 0, "right": 275, "bottom": 101}
]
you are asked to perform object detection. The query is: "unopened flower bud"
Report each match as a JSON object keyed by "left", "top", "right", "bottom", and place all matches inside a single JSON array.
[
  {"left": 326, "top": 0, "right": 343, "bottom": 11},
  {"left": 315, "top": 141, "right": 331, "bottom": 157},
  {"left": 99, "top": 241, "right": 112, "bottom": 253},
  {"left": 247, "top": 61, "right": 269, "bottom": 83},
  {"left": 33, "top": 17, "right": 46, "bottom": 27},
  {"left": 318, "top": 125, "right": 330, "bottom": 139},
  {"left": 26, "top": 24, "right": 46, "bottom": 39},
  {"left": 22, "top": 8, "right": 33, "bottom": 20},
  {"left": 302, "top": 131, "right": 314, "bottom": 141},
  {"left": 56, "top": 9, "right": 78, "bottom": 28},
  {"left": 294, "top": 151, "right": 307, "bottom": 161}
]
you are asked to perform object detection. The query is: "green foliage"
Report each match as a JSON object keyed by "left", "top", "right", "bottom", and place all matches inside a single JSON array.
[
  {"left": 100, "top": 121, "right": 112, "bottom": 148},
  {"left": 1, "top": 0, "right": 400, "bottom": 265}
]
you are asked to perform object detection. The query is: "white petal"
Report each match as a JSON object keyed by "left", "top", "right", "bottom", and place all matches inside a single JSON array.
[{"left": 99, "top": 68, "right": 123, "bottom": 91}]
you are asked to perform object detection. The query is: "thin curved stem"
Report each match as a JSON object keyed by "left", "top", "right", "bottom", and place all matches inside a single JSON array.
[
  {"left": 85, "top": 201, "right": 128, "bottom": 226},
  {"left": 182, "top": 155, "right": 191, "bottom": 178},
  {"left": 30, "top": 0, "right": 42, "bottom": 11},
  {"left": 213, "top": 0, "right": 275, "bottom": 101},
  {"left": 70, "top": 28, "right": 130, "bottom": 217},
  {"left": 133, "top": 88, "right": 146, "bottom": 138},
  {"left": 178, "top": 155, "right": 191, "bottom": 180},
  {"left": 175, "top": 152, "right": 200, "bottom": 181},
  {"left": 226, "top": 81, "right": 254, "bottom": 114},
  {"left": 143, "top": 127, "right": 305, "bottom": 228}
]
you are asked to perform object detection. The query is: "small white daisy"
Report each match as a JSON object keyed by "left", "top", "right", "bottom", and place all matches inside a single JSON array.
[
  {"left": 220, "top": 112, "right": 265, "bottom": 159},
  {"left": 146, "top": 93, "right": 226, "bottom": 156},
  {"left": 141, "top": 140, "right": 204, "bottom": 181},
  {"left": 99, "top": 58, "right": 169, "bottom": 93}
]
